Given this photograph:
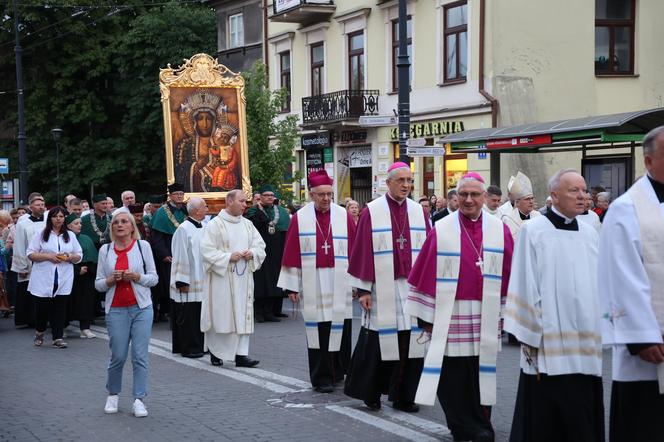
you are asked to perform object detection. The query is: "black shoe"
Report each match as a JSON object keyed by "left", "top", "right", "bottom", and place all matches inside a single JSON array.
[
  {"left": 264, "top": 315, "right": 281, "bottom": 322},
  {"left": 274, "top": 313, "right": 288, "bottom": 318},
  {"left": 471, "top": 429, "right": 494, "bottom": 442},
  {"left": 314, "top": 384, "right": 334, "bottom": 393},
  {"left": 235, "top": 355, "right": 259, "bottom": 367},
  {"left": 392, "top": 401, "right": 420, "bottom": 413},
  {"left": 210, "top": 354, "right": 223, "bottom": 366},
  {"left": 363, "top": 399, "right": 381, "bottom": 410},
  {"left": 183, "top": 352, "right": 205, "bottom": 359}
]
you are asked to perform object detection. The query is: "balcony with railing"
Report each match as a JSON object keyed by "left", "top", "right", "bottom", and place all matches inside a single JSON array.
[
  {"left": 271, "top": 0, "right": 336, "bottom": 25},
  {"left": 301, "top": 89, "right": 379, "bottom": 127}
]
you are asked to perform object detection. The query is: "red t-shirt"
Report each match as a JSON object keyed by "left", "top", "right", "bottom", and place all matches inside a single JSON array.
[{"left": 111, "top": 240, "right": 138, "bottom": 308}]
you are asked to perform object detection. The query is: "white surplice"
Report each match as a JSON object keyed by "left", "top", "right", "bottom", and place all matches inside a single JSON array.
[
  {"left": 598, "top": 175, "right": 664, "bottom": 382},
  {"left": 200, "top": 210, "right": 266, "bottom": 360},
  {"left": 170, "top": 219, "right": 205, "bottom": 303},
  {"left": 11, "top": 216, "right": 46, "bottom": 282},
  {"left": 578, "top": 210, "right": 602, "bottom": 232},
  {"left": 501, "top": 207, "right": 541, "bottom": 242},
  {"left": 505, "top": 214, "right": 603, "bottom": 376}
]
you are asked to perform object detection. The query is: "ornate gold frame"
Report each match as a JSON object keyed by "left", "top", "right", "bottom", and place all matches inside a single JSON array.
[{"left": 159, "top": 53, "right": 251, "bottom": 199}]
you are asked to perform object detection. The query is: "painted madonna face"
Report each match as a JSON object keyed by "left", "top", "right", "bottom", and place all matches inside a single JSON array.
[{"left": 195, "top": 111, "right": 215, "bottom": 137}]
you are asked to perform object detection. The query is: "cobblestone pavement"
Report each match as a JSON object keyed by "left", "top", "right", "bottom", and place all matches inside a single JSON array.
[{"left": 0, "top": 301, "right": 612, "bottom": 442}]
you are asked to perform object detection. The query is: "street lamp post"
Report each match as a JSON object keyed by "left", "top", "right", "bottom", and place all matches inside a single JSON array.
[
  {"left": 397, "top": 0, "right": 411, "bottom": 164},
  {"left": 51, "top": 128, "right": 63, "bottom": 205}
]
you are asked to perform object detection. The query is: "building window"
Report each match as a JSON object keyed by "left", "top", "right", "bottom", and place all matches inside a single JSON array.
[
  {"left": 348, "top": 31, "right": 364, "bottom": 90},
  {"left": 228, "top": 13, "right": 244, "bottom": 49},
  {"left": 595, "top": 0, "right": 635, "bottom": 75},
  {"left": 280, "top": 51, "right": 291, "bottom": 112},
  {"left": 443, "top": 1, "right": 467, "bottom": 83},
  {"left": 391, "top": 17, "right": 412, "bottom": 92},
  {"left": 311, "top": 43, "right": 324, "bottom": 96}
]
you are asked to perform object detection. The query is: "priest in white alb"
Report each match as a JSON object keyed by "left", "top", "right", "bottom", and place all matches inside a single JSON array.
[
  {"left": 577, "top": 192, "right": 602, "bottom": 232},
  {"left": 344, "top": 162, "right": 431, "bottom": 413},
  {"left": 278, "top": 170, "right": 357, "bottom": 393},
  {"left": 501, "top": 171, "right": 541, "bottom": 241},
  {"left": 598, "top": 126, "right": 664, "bottom": 442},
  {"left": 200, "top": 190, "right": 266, "bottom": 367},
  {"left": 169, "top": 197, "right": 208, "bottom": 358},
  {"left": 406, "top": 172, "right": 513, "bottom": 442},
  {"left": 505, "top": 169, "right": 604, "bottom": 442}
]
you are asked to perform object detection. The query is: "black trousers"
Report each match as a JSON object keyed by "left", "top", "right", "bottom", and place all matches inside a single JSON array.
[
  {"left": 272, "top": 297, "right": 284, "bottom": 315},
  {"left": 610, "top": 380, "right": 664, "bottom": 442},
  {"left": 509, "top": 371, "right": 604, "bottom": 442},
  {"left": 171, "top": 300, "right": 204, "bottom": 356},
  {"left": 308, "top": 319, "right": 352, "bottom": 387},
  {"left": 437, "top": 356, "right": 494, "bottom": 442},
  {"left": 14, "top": 281, "right": 36, "bottom": 327},
  {"left": 344, "top": 328, "right": 423, "bottom": 404},
  {"left": 34, "top": 295, "right": 68, "bottom": 340},
  {"left": 254, "top": 298, "right": 275, "bottom": 319}
]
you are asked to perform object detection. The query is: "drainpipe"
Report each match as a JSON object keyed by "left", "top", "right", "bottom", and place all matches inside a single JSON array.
[
  {"left": 478, "top": 0, "right": 500, "bottom": 186},
  {"left": 263, "top": 0, "right": 269, "bottom": 79}
]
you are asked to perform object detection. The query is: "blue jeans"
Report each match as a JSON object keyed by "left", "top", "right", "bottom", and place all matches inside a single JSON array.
[{"left": 106, "top": 304, "right": 153, "bottom": 399}]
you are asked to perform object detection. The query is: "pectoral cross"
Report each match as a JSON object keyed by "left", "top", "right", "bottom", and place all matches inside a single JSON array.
[
  {"left": 322, "top": 241, "right": 331, "bottom": 255},
  {"left": 476, "top": 258, "right": 484, "bottom": 273},
  {"left": 396, "top": 234, "right": 407, "bottom": 250}
]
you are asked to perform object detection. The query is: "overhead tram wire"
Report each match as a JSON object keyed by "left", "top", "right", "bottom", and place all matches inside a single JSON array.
[{"left": 0, "top": 9, "right": 89, "bottom": 50}]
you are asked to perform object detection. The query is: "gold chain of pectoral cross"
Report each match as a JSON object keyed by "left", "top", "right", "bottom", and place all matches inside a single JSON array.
[
  {"left": 460, "top": 219, "right": 484, "bottom": 273},
  {"left": 390, "top": 210, "right": 409, "bottom": 250},
  {"left": 315, "top": 217, "right": 332, "bottom": 255}
]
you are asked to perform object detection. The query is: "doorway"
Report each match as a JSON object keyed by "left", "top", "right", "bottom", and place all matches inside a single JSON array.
[
  {"left": 350, "top": 167, "right": 372, "bottom": 206},
  {"left": 582, "top": 156, "right": 631, "bottom": 199}
]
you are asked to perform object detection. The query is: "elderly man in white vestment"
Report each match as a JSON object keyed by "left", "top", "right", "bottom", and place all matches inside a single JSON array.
[
  {"left": 200, "top": 190, "right": 266, "bottom": 367},
  {"left": 407, "top": 172, "right": 514, "bottom": 442},
  {"left": 169, "top": 197, "right": 208, "bottom": 358},
  {"left": 577, "top": 192, "right": 601, "bottom": 232},
  {"left": 278, "top": 170, "right": 357, "bottom": 393},
  {"left": 598, "top": 126, "right": 664, "bottom": 442},
  {"left": 501, "top": 171, "right": 541, "bottom": 241},
  {"left": 505, "top": 169, "right": 604, "bottom": 442}
]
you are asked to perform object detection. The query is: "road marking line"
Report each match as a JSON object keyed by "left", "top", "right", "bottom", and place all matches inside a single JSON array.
[
  {"left": 92, "top": 325, "right": 312, "bottom": 389},
  {"left": 326, "top": 405, "right": 441, "bottom": 442},
  {"left": 382, "top": 405, "right": 450, "bottom": 435},
  {"left": 91, "top": 327, "right": 297, "bottom": 394},
  {"left": 91, "top": 325, "right": 449, "bottom": 438}
]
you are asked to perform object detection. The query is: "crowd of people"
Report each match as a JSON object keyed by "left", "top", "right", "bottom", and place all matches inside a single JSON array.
[{"left": 2, "top": 126, "right": 663, "bottom": 440}]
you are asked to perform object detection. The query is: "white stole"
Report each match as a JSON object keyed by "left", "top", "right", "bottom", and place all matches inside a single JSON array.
[
  {"left": 298, "top": 202, "right": 349, "bottom": 351},
  {"left": 630, "top": 178, "right": 664, "bottom": 393},
  {"left": 368, "top": 196, "right": 427, "bottom": 361},
  {"left": 415, "top": 211, "right": 504, "bottom": 406}
]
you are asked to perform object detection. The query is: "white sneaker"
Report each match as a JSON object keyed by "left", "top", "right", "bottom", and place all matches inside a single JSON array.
[
  {"left": 80, "top": 329, "right": 97, "bottom": 339},
  {"left": 132, "top": 399, "right": 148, "bottom": 418},
  {"left": 104, "top": 395, "right": 118, "bottom": 414}
]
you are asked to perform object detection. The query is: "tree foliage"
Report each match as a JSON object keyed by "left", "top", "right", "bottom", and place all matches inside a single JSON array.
[
  {"left": 0, "top": 0, "right": 216, "bottom": 203},
  {"left": 244, "top": 61, "right": 300, "bottom": 202}
]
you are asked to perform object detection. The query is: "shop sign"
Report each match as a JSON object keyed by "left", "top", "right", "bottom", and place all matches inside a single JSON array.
[
  {"left": 301, "top": 132, "right": 331, "bottom": 149},
  {"left": 0, "top": 158, "right": 8, "bottom": 174},
  {"left": 348, "top": 147, "right": 372, "bottom": 168},
  {"left": 337, "top": 130, "right": 368, "bottom": 144},
  {"left": 323, "top": 147, "right": 333, "bottom": 163},
  {"left": 390, "top": 121, "right": 464, "bottom": 140},
  {"left": 485, "top": 134, "right": 552, "bottom": 149},
  {"left": 274, "top": 0, "right": 300, "bottom": 13},
  {"left": 306, "top": 149, "right": 323, "bottom": 176},
  {"left": 406, "top": 147, "right": 446, "bottom": 157}
]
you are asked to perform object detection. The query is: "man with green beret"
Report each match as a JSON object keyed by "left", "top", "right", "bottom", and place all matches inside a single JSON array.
[
  {"left": 149, "top": 183, "right": 188, "bottom": 322},
  {"left": 245, "top": 184, "right": 290, "bottom": 322},
  {"left": 80, "top": 194, "right": 111, "bottom": 249},
  {"left": 143, "top": 194, "right": 164, "bottom": 229}
]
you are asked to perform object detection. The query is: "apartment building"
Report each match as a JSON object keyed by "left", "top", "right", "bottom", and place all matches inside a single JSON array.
[{"left": 265, "top": 0, "right": 664, "bottom": 204}]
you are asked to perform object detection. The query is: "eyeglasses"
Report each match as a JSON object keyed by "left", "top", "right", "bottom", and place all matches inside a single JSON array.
[
  {"left": 391, "top": 178, "right": 415, "bottom": 185},
  {"left": 312, "top": 192, "right": 333, "bottom": 198},
  {"left": 170, "top": 192, "right": 185, "bottom": 197},
  {"left": 262, "top": 193, "right": 275, "bottom": 197},
  {"left": 458, "top": 192, "right": 484, "bottom": 199}
]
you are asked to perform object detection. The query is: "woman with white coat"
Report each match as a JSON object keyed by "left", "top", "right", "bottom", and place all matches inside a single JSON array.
[
  {"left": 28, "top": 206, "right": 82, "bottom": 348},
  {"left": 96, "top": 211, "right": 158, "bottom": 418}
]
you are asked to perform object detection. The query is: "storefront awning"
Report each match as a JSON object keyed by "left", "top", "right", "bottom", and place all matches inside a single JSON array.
[{"left": 441, "top": 108, "right": 664, "bottom": 153}]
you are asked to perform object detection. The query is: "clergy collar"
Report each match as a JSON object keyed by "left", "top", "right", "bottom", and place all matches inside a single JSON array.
[
  {"left": 547, "top": 206, "right": 578, "bottom": 231},
  {"left": 29, "top": 214, "right": 44, "bottom": 222},
  {"left": 518, "top": 210, "right": 530, "bottom": 220},
  {"left": 314, "top": 206, "right": 330, "bottom": 214},
  {"left": 386, "top": 192, "right": 407, "bottom": 206},
  {"left": 582, "top": 210, "right": 589, "bottom": 215},
  {"left": 647, "top": 173, "right": 664, "bottom": 203},
  {"left": 186, "top": 217, "right": 203, "bottom": 228}
]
